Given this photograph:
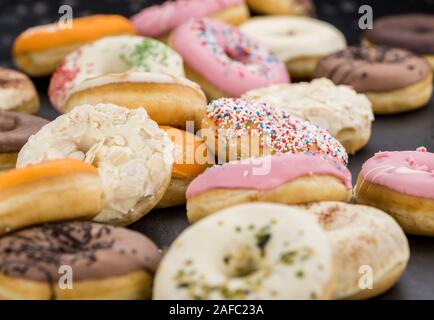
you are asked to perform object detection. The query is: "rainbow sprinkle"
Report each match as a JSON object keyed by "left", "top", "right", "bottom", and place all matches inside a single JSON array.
[
  {"left": 206, "top": 98, "right": 348, "bottom": 165},
  {"left": 191, "top": 18, "right": 282, "bottom": 80}
]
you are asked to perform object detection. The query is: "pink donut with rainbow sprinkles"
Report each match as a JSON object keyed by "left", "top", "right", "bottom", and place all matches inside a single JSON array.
[
  {"left": 131, "top": 0, "right": 249, "bottom": 38},
  {"left": 170, "top": 18, "right": 290, "bottom": 99}
]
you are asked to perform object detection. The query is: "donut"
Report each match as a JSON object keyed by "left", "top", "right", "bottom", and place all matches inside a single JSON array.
[
  {"left": 314, "top": 46, "right": 433, "bottom": 114},
  {"left": 299, "top": 202, "right": 409, "bottom": 300},
  {"left": 0, "top": 67, "right": 39, "bottom": 114},
  {"left": 153, "top": 203, "right": 335, "bottom": 300},
  {"left": 246, "top": 0, "right": 314, "bottom": 16},
  {"left": 0, "top": 159, "right": 102, "bottom": 236},
  {"left": 49, "top": 35, "right": 185, "bottom": 113},
  {"left": 131, "top": 0, "right": 250, "bottom": 40},
  {"left": 363, "top": 14, "right": 434, "bottom": 70},
  {"left": 169, "top": 18, "right": 289, "bottom": 100},
  {"left": 61, "top": 71, "right": 207, "bottom": 130},
  {"left": 157, "top": 126, "right": 210, "bottom": 209},
  {"left": 201, "top": 98, "right": 348, "bottom": 164},
  {"left": 0, "top": 111, "right": 48, "bottom": 170},
  {"left": 13, "top": 15, "right": 137, "bottom": 77},
  {"left": 240, "top": 16, "right": 346, "bottom": 79},
  {"left": 0, "top": 222, "right": 160, "bottom": 299},
  {"left": 16, "top": 104, "right": 173, "bottom": 226},
  {"left": 355, "top": 147, "right": 434, "bottom": 236},
  {"left": 186, "top": 153, "right": 352, "bottom": 223},
  {"left": 243, "top": 78, "right": 374, "bottom": 154}
]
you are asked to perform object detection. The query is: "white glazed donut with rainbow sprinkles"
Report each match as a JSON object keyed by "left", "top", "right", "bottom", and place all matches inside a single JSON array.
[
  {"left": 170, "top": 18, "right": 289, "bottom": 100},
  {"left": 201, "top": 98, "right": 348, "bottom": 164}
]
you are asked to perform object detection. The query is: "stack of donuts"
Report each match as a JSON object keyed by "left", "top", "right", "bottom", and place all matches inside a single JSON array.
[{"left": 0, "top": 0, "right": 433, "bottom": 300}]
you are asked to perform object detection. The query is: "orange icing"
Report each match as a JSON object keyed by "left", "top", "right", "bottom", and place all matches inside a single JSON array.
[
  {"left": 13, "top": 15, "right": 136, "bottom": 54},
  {"left": 0, "top": 159, "right": 98, "bottom": 190},
  {"left": 160, "top": 126, "right": 209, "bottom": 178}
]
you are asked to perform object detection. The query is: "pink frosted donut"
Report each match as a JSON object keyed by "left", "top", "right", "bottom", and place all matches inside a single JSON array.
[
  {"left": 186, "top": 153, "right": 352, "bottom": 222},
  {"left": 355, "top": 147, "right": 434, "bottom": 235},
  {"left": 131, "top": 0, "right": 249, "bottom": 38},
  {"left": 170, "top": 18, "right": 289, "bottom": 99}
]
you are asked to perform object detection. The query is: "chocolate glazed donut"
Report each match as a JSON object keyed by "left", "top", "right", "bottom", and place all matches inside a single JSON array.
[
  {"left": 0, "top": 222, "right": 161, "bottom": 299},
  {"left": 314, "top": 47, "right": 433, "bottom": 114},
  {"left": 364, "top": 14, "right": 434, "bottom": 70},
  {"left": 0, "top": 111, "right": 48, "bottom": 169},
  {"left": 364, "top": 15, "right": 434, "bottom": 56}
]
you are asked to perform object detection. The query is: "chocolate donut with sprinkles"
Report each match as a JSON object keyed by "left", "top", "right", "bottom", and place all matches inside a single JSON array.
[
  {"left": 0, "top": 222, "right": 161, "bottom": 299},
  {"left": 169, "top": 18, "right": 289, "bottom": 100},
  {"left": 201, "top": 98, "right": 348, "bottom": 164}
]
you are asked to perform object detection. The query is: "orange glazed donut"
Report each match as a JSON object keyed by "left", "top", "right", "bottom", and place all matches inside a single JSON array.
[
  {"left": 0, "top": 159, "right": 103, "bottom": 235},
  {"left": 13, "top": 15, "right": 136, "bottom": 77},
  {"left": 157, "top": 126, "right": 210, "bottom": 208}
]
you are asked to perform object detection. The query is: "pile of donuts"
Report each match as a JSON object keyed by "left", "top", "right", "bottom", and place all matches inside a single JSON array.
[{"left": 0, "top": 0, "right": 433, "bottom": 300}]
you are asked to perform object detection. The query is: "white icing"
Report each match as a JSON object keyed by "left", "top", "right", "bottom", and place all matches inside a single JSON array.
[
  {"left": 240, "top": 16, "right": 347, "bottom": 61},
  {"left": 0, "top": 88, "right": 33, "bottom": 110},
  {"left": 69, "top": 71, "right": 205, "bottom": 99},
  {"left": 394, "top": 166, "right": 431, "bottom": 175},
  {"left": 53, "top": 35, "right": 185, "bottom": 109},
  {"left": 17, "top": 104, "right": 173, "bottom": 224},
  {"left": 0, "top": 69, "right": 36, "bottom": 110},
  {"left": 243, "top": 78, "right": 374, "bottom": 137},
  {"left": 154, "top": 203, "right": 334, "bottom": 300}
]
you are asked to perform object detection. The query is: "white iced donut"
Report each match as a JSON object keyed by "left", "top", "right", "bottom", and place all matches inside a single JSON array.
[
  {"left": 16, "top": 104, "right": 174, "bottom": 226},
  {"left": 49, "top": 35, "right": 185, "bottom": 113},
  {"left": 64, "top": 71, "right": 207, "bottom": 130},
  {"left": 300, "top": 202, "right": 409, "bottom": 300},
  {"left": 243, "top": 78, "right": 374, "bottom": 154},
  {"left": 153, "top": 203, "right": 335, "bottom": 300},
  {"left": 240, "top": 16, "right": 346, "bottom": 78}
]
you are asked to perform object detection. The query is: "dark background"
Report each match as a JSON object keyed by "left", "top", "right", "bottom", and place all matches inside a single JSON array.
[{"left": 0, "top": 0, "right": 433, "bottom": 299}]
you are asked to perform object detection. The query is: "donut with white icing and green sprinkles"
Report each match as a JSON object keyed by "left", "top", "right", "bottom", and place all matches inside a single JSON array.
[
  {"left": 203, "top": 98, "right": 348, "bottom": 165},
  {"left": 153, "top": 203, "right": 334, "bottom": 300},
  {"left": 49, "top": 35, "right": 185, "bottom": 112},
  {"left": 171, "top": 18, "right": 289, "bottom": 97}
]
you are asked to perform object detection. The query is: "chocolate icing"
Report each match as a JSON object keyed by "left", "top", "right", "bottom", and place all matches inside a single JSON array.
[
  {"left": 0, "top": 111, "right": 48, "bottom": 153},
  {"left": 0, "top": 222, "right": 161, "bottom": 283},
  {"left": 364, "top": 14, "right": 434, "bottom": 55},
  {"left": 313, "top": 46, "right": 431, "bottom": 92}
]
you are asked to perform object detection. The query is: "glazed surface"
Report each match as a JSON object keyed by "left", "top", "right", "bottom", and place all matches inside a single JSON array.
[
  {"left": 187, "top": 153, "right": 351, "bottom": 198},
  {"left": 49, "top": 36, "right": 184, "bottom": 111},
  {"left": 13, "top": 15, "right": 136, "bottom": 54},
  {"left": 0, "top": 111, "right": 48, "bottom": 153},
  {"left": 0, "top": 222, "right": 160, "bottom": 282},
  {"left": 154, "top": 203, "right": 333, "bottom": 299},
  {"left": 240, "top": 16, "right": 346, "bottom": 62},
  {"left": 132, "top": 0, "right": 243, "bottom": 37},
  {"left": 359, "top": 148, "right": 434, "bottom": 199},
  {"left": 364, "top": 14, "right": 434, "bottom": 55},
  {"left": 172, "top": 18, "right": 289, "bottom": 97},
  {"left": 314, "top": 46, "right": 431, "bottom": 92}
]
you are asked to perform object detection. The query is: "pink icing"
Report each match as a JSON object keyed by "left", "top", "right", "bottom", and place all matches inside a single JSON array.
[
  {"left": 131, "top": 0, "right": 244, "bottom": 37},
  {"left": 172, "top": 18, "right": 289, "bottom": 97},
  {"left": 360, "top": 148, "right": 434, "bottom": 199},
  {"left": 186, "top": 153, "right": 352, "bottom": 198}
]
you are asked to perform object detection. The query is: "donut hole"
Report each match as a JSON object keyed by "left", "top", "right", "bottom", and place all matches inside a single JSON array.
[
  {"left": 415, "top": 26, "right": 431, "bottom": 34},
  {"left": 222, "top": 245, "right": 261, "bottom": 278},
  {"left": 224, "top": 46, "right": 251, "bottom": 65}
]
